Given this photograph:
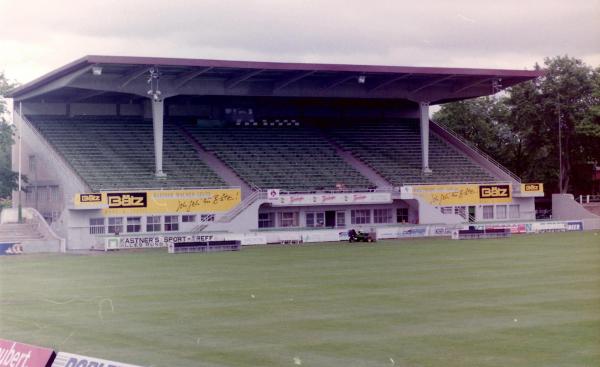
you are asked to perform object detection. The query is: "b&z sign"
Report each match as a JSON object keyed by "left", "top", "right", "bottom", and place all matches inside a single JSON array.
[
  {"left": 107, "top": 192, "right": 148, "bottom": 209},
  {"left": 407, "top": 183, "right": 512, "bottom": 206},
  {"left": 479, "top": 184, "right": 511, "bottom": 199},
  {"left": 74, "top": 189, "right": 241, "bottom": 214}
]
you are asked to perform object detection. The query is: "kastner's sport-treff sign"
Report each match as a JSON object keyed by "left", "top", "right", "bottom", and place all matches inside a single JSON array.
[{"left": 74, "top": 188, "right": 241, "bottom": 214}]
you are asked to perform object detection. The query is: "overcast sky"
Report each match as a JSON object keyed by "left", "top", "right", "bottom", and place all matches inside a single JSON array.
[{"left": 1, "top": 0, "right": 599, "bottom": 84}]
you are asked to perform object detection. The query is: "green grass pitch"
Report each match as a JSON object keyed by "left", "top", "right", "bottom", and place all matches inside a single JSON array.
[{"left": 1, "top": 232, "right": 599, "bottom": 367}]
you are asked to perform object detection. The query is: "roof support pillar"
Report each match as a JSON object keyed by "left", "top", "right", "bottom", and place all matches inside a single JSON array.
[
  {"left": 152, "top": 98, "right": 167, "bottom": 178},
  {"left": 419, "top": 101, "right": 432, "bottom": 174}
]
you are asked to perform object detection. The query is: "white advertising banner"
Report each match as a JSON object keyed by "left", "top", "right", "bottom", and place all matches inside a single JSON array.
[
  {"left": 117, "top": 234, "right": 218, "bottom": 249},
  {"left": 52, "top": 352, "right": 143, "bottom": 367},
  {"left": 532, "top": 221, "right": 567, "bottom": 232},
  {"left": 271, "top": 192, "right": 392, "bottom": 206}
]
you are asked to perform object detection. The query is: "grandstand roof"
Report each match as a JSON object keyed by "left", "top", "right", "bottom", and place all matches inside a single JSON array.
[{"left": 8, "top": 55, "right": 542, "bottom": 104}]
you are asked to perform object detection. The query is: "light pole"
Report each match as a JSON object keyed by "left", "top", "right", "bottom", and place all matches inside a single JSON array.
[
  {"left": 17, "top": 101, "right": 22, "bottom": 223},
  {"left": 557, "top": 94, "right": 563, "bottom": 193}
]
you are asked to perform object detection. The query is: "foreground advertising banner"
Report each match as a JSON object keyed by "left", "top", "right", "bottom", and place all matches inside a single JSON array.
[
  {"left": 74, "top": 189, "right": 241, "bottom": 215},
  {"left": 51, "top": 352, "right": 143, "bottom": 367},
  {"left": 400, "top": 183, "right": 512, "bottom": 206},
  {"left": 271, "top": 192, "right": 392, "bottom": 206},
  {"left": 0, "top": 339, "right": 56, "bottom": 367},
  {"left": 116, "top": 234, "right": 217, "bottom": 249},
  {"left": 0, "top": 243, "right": 23, "bottom": 255}
]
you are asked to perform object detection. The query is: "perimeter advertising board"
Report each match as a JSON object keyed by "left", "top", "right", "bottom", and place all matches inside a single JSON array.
[
  {"left": 51, "top": 352, "right": 143, "bottom": 367},
  {"left": 0, "top": 243, "right": 23, "bottom": 255},
  {"left": 74, "top": 189, "right": 241, "bottom": 214},
  {"left": 400, "top": 183, "right": 512, "bottom": 206},
  {"left": 0, "top": 339, "right": 56, "bottom": 367},
  {"left": 116, "top": 234, "right": 216, "bottom": 249}
]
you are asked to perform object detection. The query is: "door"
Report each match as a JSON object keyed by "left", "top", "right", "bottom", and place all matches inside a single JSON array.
[
  {"left": 325, "top": 211, "right": 336, "bottom": 227},
  {"left": 468, "top": 206, "right": 476, "bottom": 222}
]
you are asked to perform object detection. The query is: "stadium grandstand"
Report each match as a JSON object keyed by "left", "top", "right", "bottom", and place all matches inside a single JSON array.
[{"left": 5, "top": 55, "right": 553, "bottom": 251}]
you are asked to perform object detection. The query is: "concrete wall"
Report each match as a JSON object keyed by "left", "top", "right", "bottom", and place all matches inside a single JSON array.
[
  {"left": 71, "top": 103, "right": 116, "bottom": 115},
  {"left": 22, "top": 102, "right": 144, "bottom": 117},
  {"left": 552, "top": 194, "right": 600, "bottom": 220},
  {"left": 12, "top": 113, "right": 90, "bottom": 247},
  {"left": 23, "top": 102, "right": 67, "bottom": 115}
]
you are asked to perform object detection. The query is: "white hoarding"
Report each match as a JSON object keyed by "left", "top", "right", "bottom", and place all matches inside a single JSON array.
[{"left": 271, "top": 192, "right": 392, "bottom": 206}]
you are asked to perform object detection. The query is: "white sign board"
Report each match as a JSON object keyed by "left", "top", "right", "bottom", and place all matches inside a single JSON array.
[
  {"left": 52, "top": 352, "right": 144, "bottom": 367},
  {"left": 267, "top": 189, "right": 280, "bottom": 200},
  {"left": 271, "top": 192, "right": 392, "bottom": 206}
]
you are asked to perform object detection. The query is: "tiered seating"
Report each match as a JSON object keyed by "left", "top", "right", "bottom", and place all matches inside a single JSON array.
[
  {"left": 29, "top": 116, "right": 226, "bottom": 191},
  {"left": 327, "top": 120, "right": 497, "bottom": 185},
  {"left": 184, "top": 124, "right": 373, "bottom": 191}
]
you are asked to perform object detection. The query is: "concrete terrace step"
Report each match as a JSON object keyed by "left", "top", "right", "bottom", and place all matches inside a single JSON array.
[{"left": 0, "top": 223, "right": 46, "bottom": 242}]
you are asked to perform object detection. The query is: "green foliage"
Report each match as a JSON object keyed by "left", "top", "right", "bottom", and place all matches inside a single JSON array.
[
  {"left": 0, "top": 71, "right": 20, "bottom": 198},
  {"left": 434, "top": 56, "right": 600, "bottom": 194}
]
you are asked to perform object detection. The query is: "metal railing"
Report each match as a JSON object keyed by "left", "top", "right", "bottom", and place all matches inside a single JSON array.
[
  {"left": 578, "top": 194, "right": 600, "bottom": 204},
  {"left": 430, "top": 119, "right": 521, "bottom": 183},
  {"left": 217, "top": 190, "right": 264, "bottom": 223},
  {"left": 189, "top": 215, "right": 217, "bottom": 233}
]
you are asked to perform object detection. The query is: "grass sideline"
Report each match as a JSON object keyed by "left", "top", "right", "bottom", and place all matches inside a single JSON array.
[{"left": 1, "top": 232, "right": 599, "bottom": 367}]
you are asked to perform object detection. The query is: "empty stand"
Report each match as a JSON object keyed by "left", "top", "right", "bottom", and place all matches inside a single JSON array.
[
  {"left": 28, "top": 116, "right": 226, "bottom": 191},
  {"left": 184, "top": 123, "right": 373, "bottom": 191},
  {"left": 327, "top": 120, "right": 497, "bottom": 186}
]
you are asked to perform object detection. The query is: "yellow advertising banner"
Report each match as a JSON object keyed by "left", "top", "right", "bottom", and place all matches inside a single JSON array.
[
  {"left": 74, "top": 189, "right": 241, "bottom": 214},
  {"left": 519, "top": 183, "right": 544, "bottom": 197},
  {"left": 410, "top": 183, "right": 512, "bottom": 206}
]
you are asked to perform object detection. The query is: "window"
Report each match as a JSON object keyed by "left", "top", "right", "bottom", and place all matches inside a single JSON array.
[
  {"left": 279, "top": 212, "right": 299, "bottom": 227},
  {"left": 127, "top": 217, "right": 141, "bottom": 233},
  {"left": 306, "top": 212, "right": 325, "bottom": 227},
  {"left": 25, "top": 188, "right": 33, "bottom": 201},
  {"left": 496, "top": 205, "right": 507, "bottom": 219},
  {"left": 200, "top": 214, "right": 215, "bottom": 222},
  {"left": 107, "top": 217, "right": 123, "bottom": 235},
  {"left": 509, "top": 204, "right": 520, "bottom": 219},
  {"left": 336, "top": 211, "right": 346, "bottom": 227},
  {"left": 482, "top": 205, "right": 494, "bottom": 220},
  {"left": 28, "top": 155, "right": 36, "bottom": 172},
  {"left": 182, "top": 215, "right": 196, "bottom": 223},
  {"left": 147, "top": 216, "right": 161, "bottom": 232},
  {"left": 258, "top": 212, "right": 275, "bottom": 228},
  {"left": 50, "top": 186, "right": 60, "bottom": 202},
  {"left": 351, "top": 209, "right": 371, "bottom": 224},
  {"left": 164, "top": 215, "right": 179, "bottom": 231},
  {"left": 37, "top": 187, "right": 48, "bottom": 202},
  {"left": 397, "top": 208, "right": 409, "bottom": 223},
  {"left": 440, "top": 206, "right": 453, "bottom": 215},
  {"left": 373, "top": 208, "right": 392, "bottom": 224}
]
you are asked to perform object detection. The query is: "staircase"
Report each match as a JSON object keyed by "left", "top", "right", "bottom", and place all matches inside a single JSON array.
[
  {"left": 0, "top": 223, "right": 45, "bottom": 242},
  {"left": 330, "top": 142, "right": 393, "bottom": 189},
  {"left": 0, "top": 208, "right": 65, "bottom": 252},
  {"left": 177, "top": 125, "right": 251, "bottom": 197}
]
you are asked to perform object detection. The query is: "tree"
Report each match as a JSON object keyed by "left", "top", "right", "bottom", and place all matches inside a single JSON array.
[
  {"left": 433, "top": 97, "right": 512, "bottom": 160},
  {"left": 0, "top": 71, "right": 21, "bottom": 201},
  {"left": 434, "top": 56, "right": 600, "bottom": 194}
]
